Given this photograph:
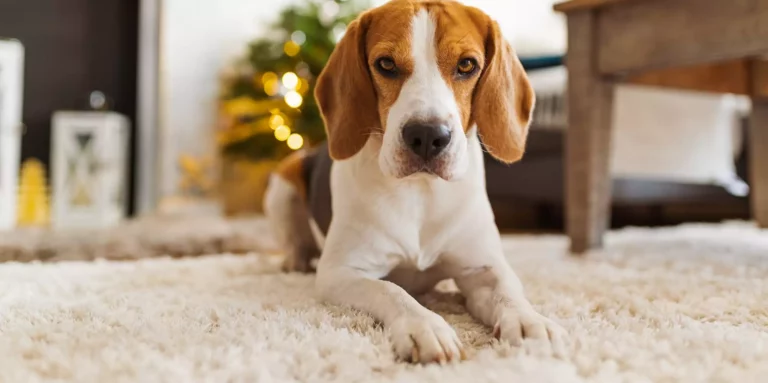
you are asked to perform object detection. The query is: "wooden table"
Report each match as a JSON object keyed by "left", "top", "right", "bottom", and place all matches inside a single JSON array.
[{"left": 554, "top": 0, "right": 768, "bottom": 253}]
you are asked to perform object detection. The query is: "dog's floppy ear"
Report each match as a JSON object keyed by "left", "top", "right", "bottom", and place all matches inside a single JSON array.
[
  {"left": 472, "top": 20, "right": 535, "bottom": 164},
  {"left": 315, "top": 15, "right": 378, "bottom": 161}
]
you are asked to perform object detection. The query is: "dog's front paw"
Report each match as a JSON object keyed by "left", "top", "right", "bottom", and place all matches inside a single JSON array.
[
  {"left": 390, "top": 312, "right": 465, "bottom": 364},
  {"left": 493, "top": 309, "right": 567, "bottom": 356}
]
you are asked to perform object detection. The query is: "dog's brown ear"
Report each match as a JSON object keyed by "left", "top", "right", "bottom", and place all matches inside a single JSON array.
[
  {"left": 472, "top": 20, "right": 535, "bottom": 164},
  {"left": 315, "top": 15, "right": 378, "bottom": 160}
]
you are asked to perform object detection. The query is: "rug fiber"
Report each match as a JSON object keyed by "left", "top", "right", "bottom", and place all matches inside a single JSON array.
[{"left": 1, "top": 221, "right": 767, "bottom": 382}]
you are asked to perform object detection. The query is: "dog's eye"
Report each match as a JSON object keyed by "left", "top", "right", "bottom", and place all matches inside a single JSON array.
[
  {"left": 375, "top": 57, "right": 398, "bottom": 76},
  {"left": 457, "top": 58, "right": 478, "bottom": 76}
]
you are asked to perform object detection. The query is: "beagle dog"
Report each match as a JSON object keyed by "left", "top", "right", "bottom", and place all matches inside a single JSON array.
[{"left": 264, "top": 0, "right": 566, "bottom": 363}]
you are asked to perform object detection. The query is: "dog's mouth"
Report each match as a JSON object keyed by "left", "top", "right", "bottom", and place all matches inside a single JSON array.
[
  {"left": 398, "top": 154, "right": 454, "bottom": 180},
  {"left": 380, "top": 140, "right": 463, "bottom": 181}
]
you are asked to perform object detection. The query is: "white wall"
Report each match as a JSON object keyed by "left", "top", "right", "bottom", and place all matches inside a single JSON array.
[
  {"left": 159, "top": 0, "right": 564, "bottom": 201},
  {"left": 0, "top": 40, "right": 25, "bottom": 229},
  {"left": 371, "top": 0, "right": 565, "bottom": 56},
  {"left": 160, "top": 0, "right": 302, "bottom": 200}
]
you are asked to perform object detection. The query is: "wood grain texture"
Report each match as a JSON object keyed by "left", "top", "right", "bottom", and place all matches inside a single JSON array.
[
  {"left": 750, "top": 69, "right": 768, "bottom": 228},
  {"left": 565, "top": 11, "right": 616, "bottom": 254},
  {"left": 597, "top": 0, "right": 768, "bottom": 75},
  {"left": 554, "top": 0, "right": 638, "bottom": 13},
  {"left": 752, "top": 60, "right": 768, "bottom": 98},
  {"left": 628, "top": 60, "right": 752, "bottom": 95}
]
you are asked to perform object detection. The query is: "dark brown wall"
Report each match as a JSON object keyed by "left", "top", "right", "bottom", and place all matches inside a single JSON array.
[{"left": 0, "top": 0, "right": 139, "bottom": 213}]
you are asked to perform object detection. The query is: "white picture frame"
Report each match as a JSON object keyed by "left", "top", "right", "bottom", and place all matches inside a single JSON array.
[
  {"left": 51, "top": 111, "right": 130, "bottom": 229},
  {"left": 0, "top": 38, "right": 24, "bottom": 230}
]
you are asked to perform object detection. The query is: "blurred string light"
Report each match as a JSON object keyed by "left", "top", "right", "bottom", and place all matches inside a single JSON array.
[
  {"left": 282, "top": 72, "right": 299, "bottom": 90},
  {"left": 269, "top": 114, "right": 284, "bottom": 130},
  {"left": 290, "top": 31, "right": 306, "bottom": 45},
  {"left": 261, "top": 72, "right": 277, "bottom": 84},
  {"left": 264, "top": 80, "right": 280, "bottom": 96},
  {"left": 287, "top": 133, "right": 304, "bottom": 150},
  {"left": 284, "top": 91, "right": 303, "bottom": 108},
  {"left": 223, "top": 96, "right": 261, "bottom": 116},
  {"left": 262, "top": 72, "right": 280, "bottom": 96},
  {"left": 274, "top": 125, "right": 291, "bottom": 141},
  {"left": 295, "top": 62, "right": 311, "bottom": 78},
  {"left": 284, "top": 41, "right": 300, "bottom": 57},
  {"left": 322, "top": 1, "right": 340, "bottom": 18},
  {"left": 218, "top": 0, "right": 371, "bottom": 158},
  {"left": 296, "top": 78, "right": 309, "bottom": 94},
  {"left": 320, "top": 1, "right": 341, "bottom": 25},
  {"left": 332, "top": 23, "right": 347, "bottom": 42}
]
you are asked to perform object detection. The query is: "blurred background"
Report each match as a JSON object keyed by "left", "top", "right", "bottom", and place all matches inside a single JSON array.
[{"left": 0, "top": 0, "right": 754, "bottom": 233}]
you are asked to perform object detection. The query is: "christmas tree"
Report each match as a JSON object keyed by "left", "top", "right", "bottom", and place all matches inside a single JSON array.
[
  {"left": 217, "top": 0, "right": 370, "bottom": 162},
  {"left": 16, "top": 158, "right": 50, "bottom": 227}
]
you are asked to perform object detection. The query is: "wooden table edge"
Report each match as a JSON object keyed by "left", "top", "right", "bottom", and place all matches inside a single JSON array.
[{"left": 554, "top": 0, "right": 639, "bottom": 13}]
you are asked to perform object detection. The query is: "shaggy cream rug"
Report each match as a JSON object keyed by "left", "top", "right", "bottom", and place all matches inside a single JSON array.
[
  {"left": 0, "top": 216, "right": 276, "bottom": 262},
  {"left": 1, "top": 222, "right": 768, "bottom": 382}
]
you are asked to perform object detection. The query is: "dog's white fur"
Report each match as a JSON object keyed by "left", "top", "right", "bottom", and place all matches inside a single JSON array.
[{"left": 267, "top": 9, "right": 565, "bottom": 363}]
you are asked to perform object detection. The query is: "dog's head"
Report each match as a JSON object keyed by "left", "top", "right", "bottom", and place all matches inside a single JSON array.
[{"left": 315, "top": 0, "right": 534, "bottom": 180}]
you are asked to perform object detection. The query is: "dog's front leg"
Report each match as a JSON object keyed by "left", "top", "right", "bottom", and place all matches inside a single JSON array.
[
  {"left": 316, "top": 258, "right": 464, "bottom": 363},
  {"left": 449, "top": 232, "right": 567, "bottom": 355}
]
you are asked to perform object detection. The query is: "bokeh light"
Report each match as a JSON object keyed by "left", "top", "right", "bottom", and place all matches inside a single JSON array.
[
  {"left": 290, "top": 31, "right": 306, "bottom": 45},
  {"left": 264, "top": 79, "right": 280, "bottom": 96},
  {"left": 287, "top": 133, "right": 304, "bottom": 150},
  {"left": 332, "top": 23, "right": 347, "bottom": 42},
  {"left": 284, "top": 41, "right": 300, "bottom": 57},
  {"left": 269, "top": 114, "right": 284, "bottom": 130},
  {"left": 274, "top": 125, "right": 291, "bottom": 141},
  {"left": 296, "top": 78, "right": 310, "bottom": 94},
  {"left": 282, "top": 72, "right": 299, "bottom": 90},
  {"left": 284, "top": 91, "right": 303, "bottom": 108},
  {"left": 261, "top": 72, "right": 278, "bottom": 84}
]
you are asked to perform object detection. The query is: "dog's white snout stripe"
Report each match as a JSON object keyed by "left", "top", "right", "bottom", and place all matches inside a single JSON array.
[{"left": 378, "top": 8, "right": 468, "bottom": 180}]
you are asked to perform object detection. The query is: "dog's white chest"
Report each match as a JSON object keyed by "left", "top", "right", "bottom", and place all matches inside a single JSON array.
[
  {"left": 399, "top": 238, "right": 443, "bottom": 271},
  {"left": 325, "top": 138, "right": 488, "bottom": 277},
  {"left": 384, "top": 191, "right": 471, "bottom": 272}
]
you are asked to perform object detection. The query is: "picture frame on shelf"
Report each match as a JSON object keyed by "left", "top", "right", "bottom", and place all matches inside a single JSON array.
[
  {"left": 50, "top": 111, "right": 130, "bottom": 229},
  {"left": 0, "top": 38, "right": 24, "bottom": 230}
]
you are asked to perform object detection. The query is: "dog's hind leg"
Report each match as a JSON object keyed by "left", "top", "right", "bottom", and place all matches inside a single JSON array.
[{"left": 263, "top": 151, "right": 319, "bottom": 273}]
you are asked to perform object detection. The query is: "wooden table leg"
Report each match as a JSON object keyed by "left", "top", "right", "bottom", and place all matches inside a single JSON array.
[
  {"left": 750, "top": 98, "right": 768, "bottom": 228},
  {"left": 565, "top": 11, "right": 616, "bottom": 254}
]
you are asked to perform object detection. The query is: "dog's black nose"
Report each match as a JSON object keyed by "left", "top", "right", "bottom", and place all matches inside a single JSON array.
[{"left": 402, "top": 123, "right": 452, "bottom": 161}]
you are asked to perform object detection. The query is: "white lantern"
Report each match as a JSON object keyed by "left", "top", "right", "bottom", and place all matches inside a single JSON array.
[
  {"left": 0, "top": 38, "right": 24, "bottom": 230},
  {"left": 51, "top": 111, "right": 130, "bottom": 229}
]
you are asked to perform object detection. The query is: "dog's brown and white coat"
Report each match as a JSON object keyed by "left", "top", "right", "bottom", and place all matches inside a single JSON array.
[{"left": 264, "top": 0, "right": 565, "bottom": 363}]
